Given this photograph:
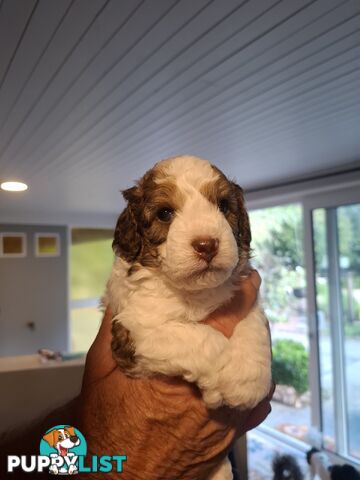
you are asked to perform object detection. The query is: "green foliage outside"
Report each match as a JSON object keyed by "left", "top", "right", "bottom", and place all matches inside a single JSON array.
[
  {"left": 250, "top": 204, "right": 305, "bottom": 324},
  {"left": 345, "top": 323, "right": 360, "bottom": 337},
  {"left": 71, "top": 306, "right": 102, "bottom": 352},
  {"left": 250, "top": 204, "right": 360, "bottom": 331},
  {"left": 314, "top": 205, "right": 360, "bottom": 276},
  {"left": 70, "top": 230, "right": 114, "bottom": 300},
  {"left": 314, "top": 207, "right": 360, "bottom": 332},
  {"left": 272, "top": 339, "right": 309, "bottom": 395},
  {"left": 338, "top": 205, "right": 360, "bottom": 274},
  {"left": 70, "top": 229, "right": 114, "bottom": 352}
]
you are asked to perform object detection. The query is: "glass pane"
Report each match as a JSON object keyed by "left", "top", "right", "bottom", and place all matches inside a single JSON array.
[
  {"left": 338, "top": 204, "right": 360, "bottom": 459},
  {"left": 70, "top": 228, "right": 114, "bottom": 352},
  {"left": 313, "top": 203, "right": 360, "bottom": 460},
  {"left": 70, "top": 306, "right": 102, "bottom": 352},
  {"left": 250, "top": 204, "right": 310, "bottom": 443},
  {"left": 313, "top": 208, "right": 335, "bottom": 451},
  {"left": 70, "top": 229, "right": 114, "bottom": 300}
]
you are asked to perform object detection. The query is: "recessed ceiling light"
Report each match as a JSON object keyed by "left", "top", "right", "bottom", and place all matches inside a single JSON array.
[{"left": 1, "top": 181, "right": 28, "bottom": 192}]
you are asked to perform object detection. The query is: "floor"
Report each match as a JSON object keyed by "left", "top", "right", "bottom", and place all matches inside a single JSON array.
[{"left": 247, "top": 429, "right": 308, "bottom": 479}]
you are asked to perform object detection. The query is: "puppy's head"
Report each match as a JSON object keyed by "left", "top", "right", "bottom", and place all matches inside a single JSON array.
[
  {"left": 113, "top": 156, "right": 251, "bottom": 290},
  {"left": 43, "top": 427, "right": 80, "bottom": 450}
]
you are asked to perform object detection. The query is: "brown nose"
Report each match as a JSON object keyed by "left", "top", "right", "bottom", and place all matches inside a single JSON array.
[{"left": 191, "top": 237, "right": 219, "bottom": 263}]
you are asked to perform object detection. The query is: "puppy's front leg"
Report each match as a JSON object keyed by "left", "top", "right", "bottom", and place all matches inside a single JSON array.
[
  {"left": 216, "top": 305, "right": 272, "bottom": 409},
  {"left": 112, "top": 319, "right": 230, "bottom": 407}
]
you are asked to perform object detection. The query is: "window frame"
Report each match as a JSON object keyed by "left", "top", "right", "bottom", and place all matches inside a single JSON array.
[
  {"left": 303, "top": 184, "right": 360, "bottom": 464},
  {"left": 247, "top": 176, "right": 360, "bottom": 467}
]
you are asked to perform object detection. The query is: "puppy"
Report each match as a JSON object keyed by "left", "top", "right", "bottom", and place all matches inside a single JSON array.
[
  {"left": 42, "top": 426, "right": 80, "bottom": 475},
  {"left": 272, "top": 454, "right": 304, "bottom": 480},
  {"left": 105, "top": 155, "right": 272, "bottom": 479}
]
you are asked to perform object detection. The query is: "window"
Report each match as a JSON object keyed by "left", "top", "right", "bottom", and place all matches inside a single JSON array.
[
  {"left": 70, "top": 228, "right": 114, "bottom": 352},
  {"left": 313, "top": 203, "right": 360, "bottom": 460},
  {"left": 248, "top": 185, "right": 360, "bottom": 469},
  {"left": 249, "top": 204, "right": 310, "bottom": 444}
]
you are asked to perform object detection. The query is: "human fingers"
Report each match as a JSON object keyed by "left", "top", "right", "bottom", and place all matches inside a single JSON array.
[
  {"left": 203, "top": 270, "right": 262, "bottom": 338},
  {"left": 243, "top": 398, "right": 272, "bottom": 432},
  {"left": 238, "top": 382, "right": 275, "bottom": 433}
]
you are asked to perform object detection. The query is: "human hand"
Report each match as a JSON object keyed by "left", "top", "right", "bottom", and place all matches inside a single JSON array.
[
  {"left": 77, "top": 270, "right": 273, "bottom": 480},
  {"left": 204, "top": 269, "right": 262, "bottom": 338}
]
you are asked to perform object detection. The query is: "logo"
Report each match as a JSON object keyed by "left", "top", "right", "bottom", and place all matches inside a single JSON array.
[
  {"left": 40, "top": 425, "right": 86, "bottom": 475},
  {"left": 7, "top": 424, "right": 126, "bottom": 475}
]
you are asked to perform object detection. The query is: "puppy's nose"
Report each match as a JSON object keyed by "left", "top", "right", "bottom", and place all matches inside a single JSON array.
[
  {"left": 191, "top": 237, "right": 219, "bottom": 263},
  {"left": 70, "top": 435, "right": 78, "bottom": 443}
]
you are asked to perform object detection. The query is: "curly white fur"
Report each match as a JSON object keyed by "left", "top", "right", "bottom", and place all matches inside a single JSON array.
[{"left": 105, "top": 156, "right": 272, "bottom": 480}]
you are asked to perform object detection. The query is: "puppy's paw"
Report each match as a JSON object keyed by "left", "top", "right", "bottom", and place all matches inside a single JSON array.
[
  {"left": 218, "top": 369, "right": 271, "bottom": 409},
  {"left": 202, "top": 387, "right": 224, "bottom": 409},
  {"left": 49, "top": 464, "right": 59, "bottom": 475},
  {"left": 111, "top": 320, "right": 137, "bottom": 372},
  {"left": 68, "top": 464, "right": 77, "bottom": 475}
]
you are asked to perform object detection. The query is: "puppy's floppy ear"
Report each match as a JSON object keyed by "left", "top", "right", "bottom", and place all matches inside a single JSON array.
[
  {"left": 231, "top": 182, "right": 251, "bottom": 251},
  {"left": 42, "top": 430, "right": 57, "bottom": 447},
  {"left": 112, "top": 186, "right": 142, "bottom": 262}
]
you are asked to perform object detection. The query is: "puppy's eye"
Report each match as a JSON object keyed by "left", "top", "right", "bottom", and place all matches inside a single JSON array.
[
  {"left": 157, "top": 207, "right": 174, "bottom": 223},
  {"left": 218, "top": 198, "right": 230, "bottom": 214}
]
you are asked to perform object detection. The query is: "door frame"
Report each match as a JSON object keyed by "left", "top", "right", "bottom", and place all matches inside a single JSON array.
[{"left": 303, "top": 184, "right": 360, "bottom": 461}]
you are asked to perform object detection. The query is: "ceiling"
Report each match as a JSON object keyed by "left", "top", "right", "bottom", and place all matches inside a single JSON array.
[{"left": 0, "top": 0, "right": 359, "bottom": 219}]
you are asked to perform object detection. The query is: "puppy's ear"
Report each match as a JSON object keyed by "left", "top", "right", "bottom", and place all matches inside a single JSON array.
[
  {"left": 65, "top": 426, "right": 76, "bottom": 437},
  {"left": 231, "top": 182, "right": 251, "bottom": 251},
  {"left": 43, "top": 430, "right": 56, "bottom": 447},
  {"left": 112, "top": 186, "right": 142, "bottom": 262}
]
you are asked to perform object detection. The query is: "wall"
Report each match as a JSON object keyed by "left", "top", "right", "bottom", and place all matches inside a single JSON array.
[{"left": 0, "top": 224, "right": 68, "bottom": 356}]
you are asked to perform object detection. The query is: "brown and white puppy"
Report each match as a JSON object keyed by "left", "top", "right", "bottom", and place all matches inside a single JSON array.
[
  {"left": 105, "top": 156, "right": 271, "bottom": 480},
  {"left": 43, "top": 426, "right": 80, "bottom": 475}
]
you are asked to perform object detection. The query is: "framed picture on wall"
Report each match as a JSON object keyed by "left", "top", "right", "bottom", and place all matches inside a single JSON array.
[
  {"left": 0, "top": 233, "right": 27, "bottom": 257},
  {"left": 34, "top": 233, "right": 60, "bottom": 257}
]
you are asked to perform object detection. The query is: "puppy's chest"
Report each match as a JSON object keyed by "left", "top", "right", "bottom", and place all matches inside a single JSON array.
[{"left": 107, "top": 262, "right": 234, "bottom": 326}]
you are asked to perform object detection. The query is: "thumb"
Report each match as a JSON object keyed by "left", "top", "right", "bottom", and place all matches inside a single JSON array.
[{"left": 82, "top": 307, "right": 116, "bottom": 386}]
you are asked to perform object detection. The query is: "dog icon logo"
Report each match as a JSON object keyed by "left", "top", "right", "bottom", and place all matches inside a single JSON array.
[{"left": 40, "top": 425, "right": 87, "bottom": 475}]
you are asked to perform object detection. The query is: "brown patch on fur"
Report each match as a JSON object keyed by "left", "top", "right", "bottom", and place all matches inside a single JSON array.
[
  {"left": 127, "top": 264, "right": 140, "bottom": 276},
  {"left": 113, "top": 163, "right": 184, "bottom": 267},
  {"left": 201, "top": 165, "right": 252, "bottom": 264},
  {"left": 111, "top": 321, "right": 137, "bottom": 372}
]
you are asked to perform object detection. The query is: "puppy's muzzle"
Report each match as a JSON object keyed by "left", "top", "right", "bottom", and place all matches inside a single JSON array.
[{"left": 191, "top": 237, "right": 219, "bottom": 263}]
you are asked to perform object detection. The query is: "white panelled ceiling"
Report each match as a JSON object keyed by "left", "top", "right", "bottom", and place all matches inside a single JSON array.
[{"left": 0, "top": 0, "right": 359, "bottom": 217}]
